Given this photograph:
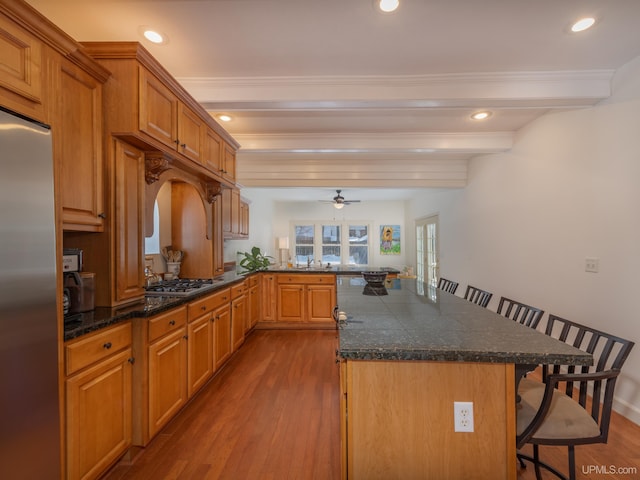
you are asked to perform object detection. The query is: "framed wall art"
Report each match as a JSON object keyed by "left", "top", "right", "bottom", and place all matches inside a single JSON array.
[{"left": 380, "top": 225, "right": 400, "bottom": 255}]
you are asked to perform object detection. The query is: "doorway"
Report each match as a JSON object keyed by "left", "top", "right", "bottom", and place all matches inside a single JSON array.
[{"left": 416, "top": 215, "right": 439, "bottom": 288}]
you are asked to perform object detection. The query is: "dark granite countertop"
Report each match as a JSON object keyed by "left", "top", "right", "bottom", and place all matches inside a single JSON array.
[
  {"left": 64, "top": 267, "right": 397, "bottom": 341},
  {"left": 63, "top": 270, "right": 249, "bottom": 341},
  {"left": 266, "top": 265, "right": 400, "bottom": 275},
  {"left": 336, "top": 277, "right": 593, "bottom": 365}
]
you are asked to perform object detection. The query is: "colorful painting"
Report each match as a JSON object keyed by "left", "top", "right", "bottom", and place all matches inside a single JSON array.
[{"left": 380, "top": 225, "right": 400, "bottom": 255}]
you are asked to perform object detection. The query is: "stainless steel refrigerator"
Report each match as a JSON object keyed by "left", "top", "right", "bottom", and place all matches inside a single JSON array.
[{"left": 0, "top": 107, "right": 61, "bottom": 478}]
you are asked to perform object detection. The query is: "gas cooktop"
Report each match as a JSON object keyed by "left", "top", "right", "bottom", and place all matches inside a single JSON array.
[{"left": 144, "top": 278, "right": 221, "bottom": 297}]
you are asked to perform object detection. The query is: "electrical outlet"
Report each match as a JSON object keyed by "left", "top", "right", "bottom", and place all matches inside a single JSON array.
[
  {"left": 454, "top": 401, "right": 474, "bottom": 432},
  {"left": 585, "top": 258, "right": 599, "bottom": 273}
]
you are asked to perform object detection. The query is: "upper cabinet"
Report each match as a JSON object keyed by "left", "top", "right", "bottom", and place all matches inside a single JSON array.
[
  {"left": 0, "top": 9, "right": 44, "bottom": 121},
  {"left": 81, "top": 42, "right": 240, "bottom": 187},
  {"left": 54, "top": 58, "right": 107, "bottom": 231},
  {"left": 139, "top": 68, "right": 205, "bottom": 164}
]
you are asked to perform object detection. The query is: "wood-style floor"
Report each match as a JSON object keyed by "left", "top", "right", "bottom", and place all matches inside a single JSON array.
[{"left": 104, "top": 329, "right": 640, "bottom": 480}]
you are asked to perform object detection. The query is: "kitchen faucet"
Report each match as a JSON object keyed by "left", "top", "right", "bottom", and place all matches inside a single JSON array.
[{"left": 307, "top": 257, "right": 314, "bottom": 268}]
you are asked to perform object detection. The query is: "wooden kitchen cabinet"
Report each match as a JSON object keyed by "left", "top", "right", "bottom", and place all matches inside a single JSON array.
[
  {"left": 221, "top": 187, "right": 249, "bottom": 239},
  {"left": 231, "top": 281, "right": 247, "bottom": 351},
  {"left": 0, "top": 9, "right": 45, "bottom": 121},
  {"left": 139, "top": 68, "right": 205, "bottom": 163},
  {"left": 148, "top": 325, "right": 188, "bottom": 439},
  {"left": 113, "top": 140, "right": 145, "bottom": 303},
  {"left": 221, "top": 141, "right": 237, "bottom": 183},
  {"left": 53, "top": 53, "right": 108, "bottom": 232},
  {"left": 276, "top": 274, "right": 336, "bottom": 325},
  {"left": 247, "top": 275, "right": 260, "bottom": 330},
  {"left": 212, "top": 195, "right": 225, "bottom": 276},
  {"left": 65, "top": 322, "right": 132, "bottom": 480},
  {"left": 131, "top": 306, "right": 188, "bottom": 446},
  {"left": 82, "top": 42, "right": 239, "bottom": 183},
  {"left": 187, "top": 311, "right": 213, "bottom": 398},
  {"left": 261, "top": 273, "right": 277, "bottom": 322},
  {"left": 214, "top": 302, "right": 232, "bottom": 370}
]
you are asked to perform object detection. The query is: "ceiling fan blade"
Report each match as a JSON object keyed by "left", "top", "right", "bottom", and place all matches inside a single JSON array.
[{"left": 343, "top": 200, "right": 361, "bottom": 204}]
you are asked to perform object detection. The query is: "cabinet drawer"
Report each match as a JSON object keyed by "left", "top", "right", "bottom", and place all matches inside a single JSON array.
[
  {"left": 231, "top": 281, "right": 247, "bottom": 299},
  {"left": 148, "top": 306, "right": 187, "bottom": 343},
  {"left": 248, "top": 275, "right": 259, "bottom": 287},
  {"left": 188, "top": 288, "right": 230, "bottom": 319},
  {"left": 65, "top": 322, "right": 131, "bottom": 376},
  {"left": 277, "top": 274, "right": 335, "bottom": 285}
]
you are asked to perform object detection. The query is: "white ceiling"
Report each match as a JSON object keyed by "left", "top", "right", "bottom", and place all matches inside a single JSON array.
[{"left": 26, "top": 0, "right": 640, "bottom": 201}]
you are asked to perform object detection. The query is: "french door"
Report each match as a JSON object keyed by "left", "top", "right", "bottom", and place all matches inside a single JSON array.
[{"left": 416, "top": 215, "right": 439, "bottom": 288}]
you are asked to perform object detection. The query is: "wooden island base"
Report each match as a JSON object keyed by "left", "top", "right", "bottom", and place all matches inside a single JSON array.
[{"left": 340, "top": 360, "right": 516, "bottom": 480}]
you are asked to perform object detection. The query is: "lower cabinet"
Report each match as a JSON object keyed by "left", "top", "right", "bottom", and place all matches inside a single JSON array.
[
  {"left": 133, "top": 285, "right": 246, "bottom": 447},
  {"left": 214, "top": 302, "right": 232, "bottom": 370},
  {"left": 247, "top": 275, "right": 260, "bottom": 330},
  {"left": 275, "top": 274, "right": 336, "bottom": 325},
  {"left": 147, "top": 313, "right": 188, "bottom": 440},
  {"left": 231, "top": 281, "right": 247, "bottom": 351},
  {"left": 65, "top": 322, "right": 133, "bottom": 480}
]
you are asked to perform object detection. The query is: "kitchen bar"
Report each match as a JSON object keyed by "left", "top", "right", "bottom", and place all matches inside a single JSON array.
[{"left": 335, "top": 277, "right": 592, "bottom": 479}]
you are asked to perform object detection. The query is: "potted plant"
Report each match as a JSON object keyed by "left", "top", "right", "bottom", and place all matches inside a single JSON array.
[{"left": 238, "top": 246, "right": 274, "bottom": 273}]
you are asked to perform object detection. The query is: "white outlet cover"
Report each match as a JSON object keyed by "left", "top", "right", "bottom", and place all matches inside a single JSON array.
[{"left": 454, "top": 401, "right": 474, "bottom": 432}]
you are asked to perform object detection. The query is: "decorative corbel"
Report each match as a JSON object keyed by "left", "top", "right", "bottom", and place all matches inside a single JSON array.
[
  {"left": 145, "top": 152, "right": 172, "bottom": 184},
  {"left": 204, "top": 181, "right": 222, "bottom": 203}
]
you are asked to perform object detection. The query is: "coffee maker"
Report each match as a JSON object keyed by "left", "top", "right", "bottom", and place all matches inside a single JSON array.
[{"left": 63, "top": 248, "right": 95, "bottom": 316}]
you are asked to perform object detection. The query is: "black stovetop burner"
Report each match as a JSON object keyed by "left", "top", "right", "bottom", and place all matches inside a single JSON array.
[{"left": 145, "top": 278, "right": 219, "bottom": 296}]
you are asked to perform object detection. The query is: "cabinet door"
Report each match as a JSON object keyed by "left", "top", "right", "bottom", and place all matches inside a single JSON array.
[
  {"left": 249, "top": 284, "right": 260, "bottom": 329},
  {"left": 221, "top": 187, "right": 232, "bottom": 238},
  {"left": 240, "top": 201, "right": 249, "bottom": 237},
  {"left": 221, "top": 142, "right": 236, "bottom": 182},
  {"left": 307, "top": 284, "right": 336, "bottom": 323},
  {"left": 261, "top": 274, "right": 277, "bottom": 322},
  {"left": 177, "top": 103, "right": 204, "bottom": 163},
  {"left": 0, "top": 12, "right": 44, "bottom": 120},
  {"left": 66, "top": 349, "right": 132, "bottom": 480},
  {"left": 187, "top": 313, "right": 213, "bottom": 398},
  {"left": 212, "top": 197, "right": 224, "bottom": 275},
  {"left": 139, "top": 67, "right": 178, "bottom": 150},
  {"left": 278, "top": 284, "right": 305, "bottom": 322},
  {"left": 231, "top": 295, "right": 246, "bottom": 351},
  {"left": 148, "top": 328, "right": 187, "bottom": 439},
  {"left": 214, "top": 304, "right": 232, "bottom": 370},
  {"left": 114, "top": 140, "right": 145, "bottom": 303},
  {"left": 57, "top": 59, "right": 104, "bottom": 231},
  {"left": 203, "top": 125, "right": 223, "bottom": 174}
]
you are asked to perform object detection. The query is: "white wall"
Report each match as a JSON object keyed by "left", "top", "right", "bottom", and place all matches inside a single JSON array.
[
  {"left": 228, "top": 195, "right": 409, "bottom": 269},
  {"left": 407, "top": 55, "right": 640, "bottom": 424}
]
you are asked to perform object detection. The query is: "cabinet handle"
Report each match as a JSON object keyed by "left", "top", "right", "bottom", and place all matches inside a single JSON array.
[
  {"left": 181, "top": 143, "right": 187, "bottom": 148},
  {"left": 103, "top": 342, "right": 112, "bottom": 349},
  {"left": 183, "top": 335, "right": 188, "bottom": 340},
  {"left": 223, "top": 296, "right": 228, "bottom": 301},
  {"left": 128, "top": 357, "right": 135, "bottom": 364},
  {"left": 98, "top": 212, "right": 106, "bottom": 219},
  {"left": 169, "top": 320, "right": 176, "bottom": 326},
  {"left": 201, "top": 305, "right": 207, "bottom": 311},
  {"left": 174, "top": 139, "right": 180, "bottom": 145}
]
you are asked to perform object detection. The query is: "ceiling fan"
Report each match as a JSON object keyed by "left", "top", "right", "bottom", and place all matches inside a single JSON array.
[{"left": 319, "top": 189, "right": 361, "bottom": 209}]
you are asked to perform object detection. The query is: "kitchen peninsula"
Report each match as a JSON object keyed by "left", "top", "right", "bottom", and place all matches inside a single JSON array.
[{"left": 335, "top": 277, "right": 592, "bottom": 480}]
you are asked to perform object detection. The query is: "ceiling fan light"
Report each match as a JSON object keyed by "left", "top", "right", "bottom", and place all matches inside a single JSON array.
[{"left": 334, "top": 203, "right": 344, "bottom": 210}]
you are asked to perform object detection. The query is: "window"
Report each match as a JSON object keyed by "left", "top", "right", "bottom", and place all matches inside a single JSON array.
[
  {"left": 292, "top": 222, "right": 370, "bottom": 266},
  {"left": 294, "top": 225, "right": 314, "bottom": 264},
  {"left": 321, "top": 225, "right": 341, "bottom": 264}
]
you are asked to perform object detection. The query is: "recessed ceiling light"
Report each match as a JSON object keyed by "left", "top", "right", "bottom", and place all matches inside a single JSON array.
[
  {"left": 139, "top": 26, "right": 168, "bottom": 45},
  {"left": 571, "top": 17, "right": 596, "bottom": 33},
  {"left": 217, "top": 114, "right": 232, "bottom": 122},
  {"left": 471, "top": 111, "right": 492, "bottom": 121},
  {"left": 378, "top": 0, "right": 399, "bottom": 13}
]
